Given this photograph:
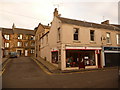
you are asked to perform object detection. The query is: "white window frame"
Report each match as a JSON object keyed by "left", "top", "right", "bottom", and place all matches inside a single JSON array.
[
  {"left": 17, "top": 42, "right": 22, "bottom": 47},
  {"left": 4, "top": 34, "right": 10, "bottom": 40},
  {"left": 90, "top": 30, "right": 95, "bottom": 41},
  {"left": 18, "top": 34, "right": 22, "bottom": 39},
  {"left": 106, "top": 32, "right": 111, "bottom": 44},
  {"left": 73, "top": 28, "right": 79, "bottom": 41},
  {"left": 5, "top": 42, "right": 9, "bottom": 48},
  {"left": 31, "top": 49, "right": 34, "bottom": 54}
]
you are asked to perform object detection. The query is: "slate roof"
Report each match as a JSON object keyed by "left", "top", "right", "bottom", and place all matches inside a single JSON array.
[
  {"left": 1, "top": 28, "right": 34, "bottom": 35},
  {"left": 34, "top": 23, "right": 50, "bottom": 33},
  {"left": 14, "top": 28, "right": 34, "bottom": 35},
  {"left": 57, "top": 17, "right": 120, "bottom": 31},
  {"left": 2, "top": 28, "right": 13, "bottom": 34}
]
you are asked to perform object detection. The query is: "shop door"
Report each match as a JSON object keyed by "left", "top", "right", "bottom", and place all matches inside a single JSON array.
[
  {"left": 78, "top": 53, "right": 85, "bottom": 69},
  {"left": 105, "top": 53, "right": 119, "bottom": 67},
  {"left": 98, "top": 54, "right": 101, "bottom": 68}
]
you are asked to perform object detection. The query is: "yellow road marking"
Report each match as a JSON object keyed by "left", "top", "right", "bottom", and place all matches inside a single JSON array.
[{"left": 2, "top": 59, "right": 11, "bottom": 75}]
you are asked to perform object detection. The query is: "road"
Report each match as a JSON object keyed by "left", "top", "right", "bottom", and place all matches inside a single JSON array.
[{"left": 2, "top": 57, "right": 118, "bottom": 88}]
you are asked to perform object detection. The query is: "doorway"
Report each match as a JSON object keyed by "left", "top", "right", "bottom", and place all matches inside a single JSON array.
[
  {"left": 17, "top": 50, "right": 22, "bottom": 56},
  {"left": 97, "top": 54, "right": 101, "bottom": 68},
  {"left": 25, "top": 50, "right": 28, "bottom": 56}
]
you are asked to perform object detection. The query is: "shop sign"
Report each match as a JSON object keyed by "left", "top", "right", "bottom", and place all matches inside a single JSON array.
[
  {"left": 104, "top": 47, "right": 120, "bottom": 51},
  {"left": 96, "top": 50, "right": 100, "bottom": 54}
]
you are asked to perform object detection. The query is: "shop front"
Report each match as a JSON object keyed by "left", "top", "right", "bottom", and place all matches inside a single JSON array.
[
  {"left": 104, "top": 47, "right": 120, "bottom": 67},
  {"left": 65, "top": 46, "right": 102, "bottom": 70},
  {"left": 51, "top": 48, "right": 58, "bottom": 64}
]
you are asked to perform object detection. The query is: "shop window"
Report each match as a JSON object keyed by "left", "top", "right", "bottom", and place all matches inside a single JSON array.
[
  {"left": 4, "top": 34, "right": 10, "bottom": 40},
  {"left": 90, "top": 30, "right": 95, "bottom": 41},
  {"left": 73, "top": 28, "right": 79, "bottom": 40},
  {"left": 52, "top": 52, "right": 58, "bottom": 64},
  {"left": 83, "top": 52, "right": 95, "bottom": 66},
  {"left": 66, "top": 50, "right": 96, "bottom": 68},
  {"left": 66, "top": 52, "right": 79, "bottom": 67},
  {"left": 106, "top": 32, "right": 111, "bottom": 43},
  {"left": 116, "top": 34, "right": 120, "bottom": 45}
]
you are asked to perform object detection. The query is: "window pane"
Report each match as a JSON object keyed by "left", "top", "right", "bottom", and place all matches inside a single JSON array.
[
  {"left": 73, "top": 28, "right": 79, "bottom": 40},
  {"left": 117, "top": 34, "right": 120, "bottom": 44},
  {"left": 90, "top": 30, "right": 94, "bottom": 41},
  {"left": 106, "top": 33, "right": 110, "bottom": 43}
]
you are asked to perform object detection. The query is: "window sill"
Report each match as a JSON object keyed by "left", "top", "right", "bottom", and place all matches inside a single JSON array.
[
  {"left": 90, "top": 41, "right": 96, "bottom": 44},
  {"left": 73, "top": 40, "right": 81, "bottom": 43},
  {"left": 117, "top": 44, "right": 120, "bottom": 46},
  {"left": 106, "top": 43, "right": 112, "bottom": 45},
  {"left": 57, "top": 41, "right": 61, "bottom": 43}
]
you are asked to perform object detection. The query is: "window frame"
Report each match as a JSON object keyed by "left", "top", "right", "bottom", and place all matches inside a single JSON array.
[
  {"left": 5, "top": 42, "right": 9, "bottom": 48},
  {"left": 73, "top": 28, "right": 79, "bottom": 41},
  {"left": 116, "top": 34, "right": 120, "bottom": 45},
  {"left": 90, "top": 30, "right": 95, "bottom": 41},
  {"left": 18, "top": 34, "right": 23, "bottom": 39},
  {"left": 4, "top": 34, "right": 10, "bottom": 40},
  {"left": 17, "top": 42, "right": 22, "bottom": 47},
  {"left": 58, "top": 27, "right": 61, "bottom": 41},
  {"left": 106, "top": 32, "right": 111, "bottom": 44}
]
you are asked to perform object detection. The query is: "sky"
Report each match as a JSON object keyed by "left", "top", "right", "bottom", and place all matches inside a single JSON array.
[{"left": 0, "top": 0, "right": 119, "bottom": 30}]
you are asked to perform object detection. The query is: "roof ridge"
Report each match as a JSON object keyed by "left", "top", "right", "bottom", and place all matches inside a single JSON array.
[{"left": 57, "top": 16, "right": 120, "bottom": 30}]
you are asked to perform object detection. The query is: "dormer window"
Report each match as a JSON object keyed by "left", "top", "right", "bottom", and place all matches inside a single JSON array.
[
  {"left": 4, "top": 34, "right": 10, "bottom": 40},
  {"left": 30, "top": 35, "right": 35, "bottom": 40}
]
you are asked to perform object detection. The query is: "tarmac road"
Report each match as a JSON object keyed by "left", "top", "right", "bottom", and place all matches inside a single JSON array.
[{"left": 2, "top": 57, "right": 118, "bottom": 88}]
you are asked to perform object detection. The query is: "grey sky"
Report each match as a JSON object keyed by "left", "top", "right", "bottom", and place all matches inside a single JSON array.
[{"left": 0, "top": 0, "right": 119, "bottom": 30}]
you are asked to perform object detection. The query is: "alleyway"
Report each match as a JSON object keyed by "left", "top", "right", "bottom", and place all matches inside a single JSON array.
[{"left": 2, "top": 57, "right": 118, "bottom": 88}]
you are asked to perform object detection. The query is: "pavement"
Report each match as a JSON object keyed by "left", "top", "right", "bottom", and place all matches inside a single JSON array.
[
  {"left": 32, "top": 56, "right": 118, "bottom": 74},
  {"left": 0, "top": 57, "right": 9, "bottom": 75}
]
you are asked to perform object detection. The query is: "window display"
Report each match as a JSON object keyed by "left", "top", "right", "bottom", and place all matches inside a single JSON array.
[
  {"left": 52, "top": 52, "right": 58, "bottom": 64},
  {"left": 66, "top": 50, "right": 96, "bottom": 68}
]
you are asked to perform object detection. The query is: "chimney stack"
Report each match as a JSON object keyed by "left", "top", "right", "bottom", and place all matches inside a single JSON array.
[
  {"left": 53, "top": 8, "right": 58, "bottom": 17},
  {"left": 12, "top": 23, "right": 15, "bottom": 30},
  {"left": 101, "top": 20, "right": 109, "bottom": 24}
]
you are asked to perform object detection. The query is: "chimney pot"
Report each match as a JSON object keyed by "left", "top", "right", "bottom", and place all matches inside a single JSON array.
[{"left": 101, "top": 20, "right": 109, "bottom": 24}]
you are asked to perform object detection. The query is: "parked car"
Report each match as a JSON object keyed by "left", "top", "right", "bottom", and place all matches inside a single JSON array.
[{"left": 9, "top": 52, "right": 18, "bottom": 58}]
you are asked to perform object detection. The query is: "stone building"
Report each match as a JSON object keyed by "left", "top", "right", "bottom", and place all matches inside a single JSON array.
[
  {"left": 0, "top": 29, "right": 4, "bottom": 59},
  {"left": 34, "top": 23, "right": 50, "bottom": 58},
  {"left": 1, "top": 24, "right": 35, "bottom": 57},
  {"left": 35, "top": 8, "right": 120, "bottom": 70}
]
